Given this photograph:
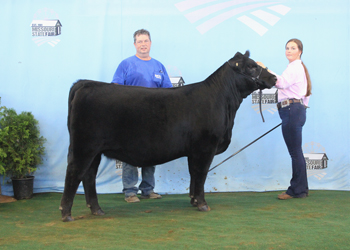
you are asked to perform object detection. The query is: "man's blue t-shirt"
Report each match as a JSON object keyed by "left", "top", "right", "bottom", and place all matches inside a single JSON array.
[{"left": 112, "top": 55, "right": 173, "bottom": 88}]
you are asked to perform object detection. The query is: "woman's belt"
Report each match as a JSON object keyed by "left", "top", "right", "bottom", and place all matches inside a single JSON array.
[{"left": 277, "top": 98, "right": 303, "bottom": 110}]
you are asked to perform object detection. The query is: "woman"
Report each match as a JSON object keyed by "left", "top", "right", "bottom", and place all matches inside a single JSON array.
[{"left": 258, "top": 38, "right": 312, "bottom": 199}]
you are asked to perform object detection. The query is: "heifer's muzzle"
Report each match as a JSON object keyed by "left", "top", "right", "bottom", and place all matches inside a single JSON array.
[{"left": 253, "top": 66, "right": 275, "bottom": 90}]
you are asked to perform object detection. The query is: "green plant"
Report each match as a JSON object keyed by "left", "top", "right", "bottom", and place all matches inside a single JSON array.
[{"left": 0, "top": 106, "right": 46, "bottom": 179}]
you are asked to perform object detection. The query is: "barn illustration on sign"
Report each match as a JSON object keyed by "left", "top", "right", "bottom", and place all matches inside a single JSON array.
[
  {"left": 252, "top": 88, "right": 278, "bottom": 104},
  {"left": 30, "top": 19, "right": 62, "bottom": 36},
  {"left": 304, "top": 153, "right": 328, "bottom": 170},
  {"left": 170, "top": 76, "right": 185, "bottom": 87}
]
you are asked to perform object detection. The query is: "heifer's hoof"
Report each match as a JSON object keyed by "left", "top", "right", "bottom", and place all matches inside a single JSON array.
[
  {"left": 198, "top": 204, "right": 211, "bottom": 212},
  {"left": 62, "top": 216, "right": 74, "bottom": 222},
  {"left": 92, "top": 208, "right": 105, "bottom": 216}
]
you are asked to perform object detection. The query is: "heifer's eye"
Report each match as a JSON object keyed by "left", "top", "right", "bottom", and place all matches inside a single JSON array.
[{"left": 247, "top": 65, "right": 256, "bottom": 71}]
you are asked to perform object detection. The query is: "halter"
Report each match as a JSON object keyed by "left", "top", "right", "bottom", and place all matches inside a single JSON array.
[
  {"left": 251, "top": 65, "right": 263, "bottom": 82},
  {"left": 226, "top": 61, "right": 266, "bottom": 122},
  {"left": 226, "top": 61, "right": 264, "bottom": 87}
]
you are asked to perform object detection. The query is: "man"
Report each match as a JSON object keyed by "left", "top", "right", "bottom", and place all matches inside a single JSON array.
[{"left": 111, "top": 29, "right": 173, "bottom": 203}]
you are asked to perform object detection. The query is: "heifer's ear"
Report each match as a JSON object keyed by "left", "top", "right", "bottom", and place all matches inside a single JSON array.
[{"left": 241, "top": 50, "right": 252, "bottom": 69}]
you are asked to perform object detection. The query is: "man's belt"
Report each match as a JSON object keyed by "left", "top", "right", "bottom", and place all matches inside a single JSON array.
[{"left": 277, "top": 98, "right": 303, "bottom": 110}]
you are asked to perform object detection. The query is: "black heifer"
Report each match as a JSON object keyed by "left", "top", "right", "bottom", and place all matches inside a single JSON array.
[{"left": 60, "top": 51, "right": 276, "bottom": 222}]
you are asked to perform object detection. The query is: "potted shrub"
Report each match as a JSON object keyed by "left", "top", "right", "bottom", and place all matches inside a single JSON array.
[
  {"left": 0, "top": 133, "right": 15, "bottom": 203},
  {"left": 0, "top": 105, "right": 46, "bottom": 200}
]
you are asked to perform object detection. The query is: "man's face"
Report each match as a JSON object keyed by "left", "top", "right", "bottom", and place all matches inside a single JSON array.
[{"left": 134, "top": 34, "right": 151, "bottom": 58}]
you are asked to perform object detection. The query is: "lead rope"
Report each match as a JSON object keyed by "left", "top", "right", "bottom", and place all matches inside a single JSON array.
[
  {"left": 259, "top": 89, "right": 265, "bottom": 122},
  {"left": 208, "top": 122, "right": 282, "bottom": 172}
]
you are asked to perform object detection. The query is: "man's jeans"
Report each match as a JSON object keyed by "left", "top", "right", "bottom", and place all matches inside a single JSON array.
[
  {"left": 122, "top": 162, "right": 155, "bottom": 197},
  {"left": 279, "top": 102, "right": 309, "bottom": 197}
]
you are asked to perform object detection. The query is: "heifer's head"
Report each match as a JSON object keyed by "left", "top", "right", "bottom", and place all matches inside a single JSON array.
[{"left": 227, "top": 51, "right": 276, "bottom": 93}]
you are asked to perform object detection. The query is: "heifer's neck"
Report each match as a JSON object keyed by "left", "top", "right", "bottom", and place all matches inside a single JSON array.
[
  {"left": 206, "top": 63, "right": 261, "bottom": 124},
  {"left": 207, "top": 63, "right": 256, "bottom": 102},
  {"left": 204, "top": 64, "right": 245, "bottom": 121},
  {"left": 235, "top": 76, "right": 259, "bottom": 99}
]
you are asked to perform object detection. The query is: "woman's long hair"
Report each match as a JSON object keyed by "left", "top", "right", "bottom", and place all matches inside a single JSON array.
[{"left": 286, "top": 38, "right": 312, "bottom": 97}]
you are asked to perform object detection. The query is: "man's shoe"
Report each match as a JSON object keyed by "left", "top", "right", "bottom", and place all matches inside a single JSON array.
[
  {"left": 140, "top": 192, "right": 162, "bottom": 199},
  {"left": 125, "top": 195, "right": 140, "bottom": 203},
  {"left": 277, "top": 192, "right": 293, "bottom": 200}
]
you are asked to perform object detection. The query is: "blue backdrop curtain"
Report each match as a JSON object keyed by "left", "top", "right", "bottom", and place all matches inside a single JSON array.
[{"left": 1, "top": 0, "right": 349, "bottom": 195}]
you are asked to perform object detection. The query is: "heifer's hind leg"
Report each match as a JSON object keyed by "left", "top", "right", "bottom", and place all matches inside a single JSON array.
[
  {"left": 60, "top": 150, "right": 97, "bottom": 222},
  {"left": 82, "top": 153, "right": 105, "bottom": 216},
  {"left": 60, "top": 162, "right": 84, "bottom": 222},
  {"left": 188, "top": 152, "right": 215, "bottom": 212}
]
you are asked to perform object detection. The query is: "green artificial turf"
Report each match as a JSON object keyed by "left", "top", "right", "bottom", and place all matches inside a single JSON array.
[{"left": 1, "top": 191, "right": 349, "bottom": 249}]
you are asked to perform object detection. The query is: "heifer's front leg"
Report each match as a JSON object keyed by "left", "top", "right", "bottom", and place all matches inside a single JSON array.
[
  {"left": 189, "top": 175, "right": 197, "bottom": 207},
  {"left": 188, "top": 152, "right": 214, "bottom": 212},
  {"left": 82, "top": 154, "right": 105, "bottom": 216}
]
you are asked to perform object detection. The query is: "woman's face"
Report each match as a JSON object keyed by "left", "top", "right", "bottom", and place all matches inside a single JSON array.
[{"left": 285, "top": 41, "right": 301, "bottom": 63}]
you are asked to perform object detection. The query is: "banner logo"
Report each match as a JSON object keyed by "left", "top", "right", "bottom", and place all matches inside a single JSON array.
[
  {"left": 175, "top": 0, "right": 291, "bottom": 35},
  {"left": 303, "top": 142, "right": 328, "bottom": 180},
  {"left": 31, "top": 8, "right": 62, "bottom": 47},
  {"left": 251, "top": 89, "right": 278, "bottom": 115}
]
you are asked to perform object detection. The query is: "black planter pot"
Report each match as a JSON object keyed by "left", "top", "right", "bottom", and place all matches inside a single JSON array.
[{"left": 12, "top": 176, "right": 34, "bottom": 200}]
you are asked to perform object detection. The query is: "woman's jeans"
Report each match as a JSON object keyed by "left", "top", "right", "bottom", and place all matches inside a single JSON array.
[
  {"left": 122, "top": 162, "right": 155, "bottom": 197},
  {"left": 278, "top": 102, "right": 308, "bottom": 197}
]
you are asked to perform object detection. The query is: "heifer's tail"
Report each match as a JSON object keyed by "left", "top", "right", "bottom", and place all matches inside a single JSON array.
[{"left": 67, "top": 80, "right": 90, "bottom": 131}]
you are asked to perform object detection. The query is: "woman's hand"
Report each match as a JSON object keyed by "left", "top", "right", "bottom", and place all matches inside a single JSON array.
[{"left": 256, "top": 61, "right": 266, "bottom": 68}]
